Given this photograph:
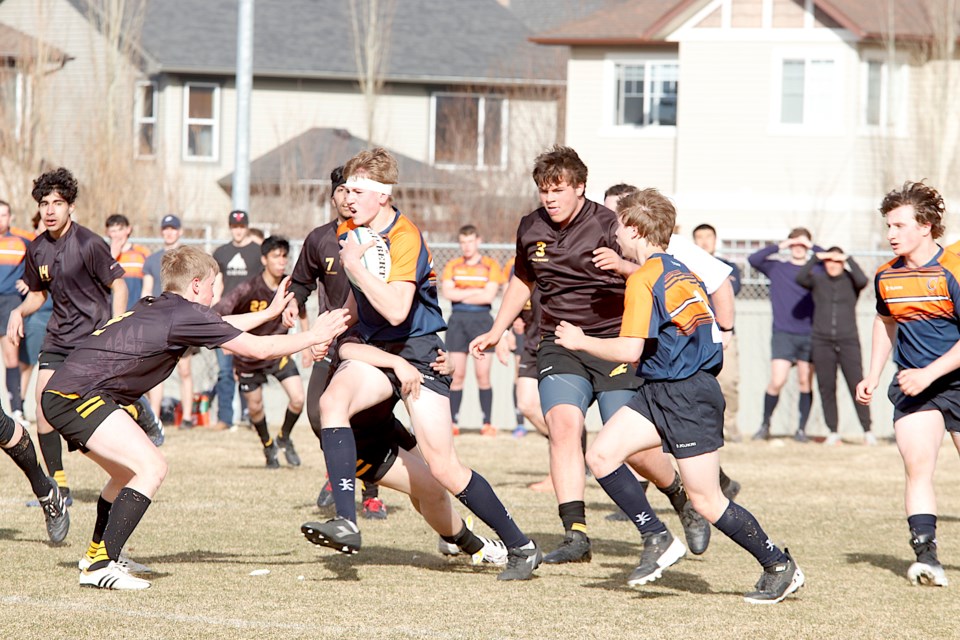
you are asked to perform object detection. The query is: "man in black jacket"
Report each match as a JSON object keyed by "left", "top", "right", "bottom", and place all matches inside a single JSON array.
[{"left": 796, "top": 247, "right": 874, "bottom": 445}]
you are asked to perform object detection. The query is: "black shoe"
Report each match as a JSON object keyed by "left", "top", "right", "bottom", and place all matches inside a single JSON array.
[
  {"left": 316, "top": 479, "right": 334, "bottom": 508},
  {"left": 132, "top": 399, "right": 164, "bottom": 447},
  {"left": 275, "top": 436, "right": 301, "bottom": 467},
  {"left": 606, "top": 510, "right": 630, "bottom": 522},
  {"left": 678, "top": 502, "right": 710, "bottom": 555},
  {"left": 627, "top": 529, "right": 686, "bottom": 586},
  {"left": 497, "top": 541, "right": 542, "bottom": 581},
  {"left": 543, "top": 530, "right": 592, "bottom": 564},
  {"left": 263, "top": 441, "right": 280, "bottom": 469},
  {"left": 361, "top": 497, "right": 388, "bottom": 520},
  {"left": 752, "top": 425, "right": 770, "bottom": 441},
  {"left": 38, "top": 480, "right": 70, "bottom": 544},
  {"left": 908, "top": 531, "right": 948, "bottom": 586},
  {"left": 301, "top": 517, "right": 361, "bottom": 554},
  {"left": 743, "top": 549, "right": 805, "bottom": 604},
  {"left": 721, "top": 479, "right": 741, "bottom": 502},
  {"left": 793, "top": 429, "right": 808, "bottom": 443}
]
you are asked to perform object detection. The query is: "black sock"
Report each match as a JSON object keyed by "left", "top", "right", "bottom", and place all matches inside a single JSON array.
[
  {"left": 657, "top": 471, "right": 688, "bottom": 515},
  {"left": 252, "top": 417, "right": 271, "bottom": 446},
  {"left": 762, "top": 393, "right": 779, "bottom": 425},
  {"left": 6, "top": 368, "right": 21, "bottom": 413},
  {"left": 513, "top": 387, "right": 523, "bottom": 425},
  {"left": 93, "top": 495, "right": 112, "bottom": 544},
  {"left": 93, "top": 487, "right": 151, "bottom": 571},
  {"left": 713, "top": 500, "right": 785, "bottom": 568},
  {"left": 37, "top": 431, "right": 66, "bottom": 486},
  {"left": 450, "top": 390, "right": 463, "bottom": 424},
  {"left": 280, "top": 409, "right": 300, "bottom": 440},
  {"left": 320, "top": 427, "right": 358, "bottom": 522},
  {"left": 596, "top": 464, "right": 666, "bottom": 536},
  {"left": 478, "top": 388, "right": 493, "bottom": 424},
  {"left": 440, "top": 520, "right": 484, "bottom": 555},
  {"left": 908, "top": 514, "right": 937, "bottom": 539},
  {"left": 2, "top": 425, "right": 51, "bottom": 496},
  {"left": 455, "top": 471, "right": 528, "bottom": 549},
  {"left": 558, "top": 501, "right": 587, "bottom": 534},
  {"left": 360, "top": 481, "right": 379, "bottom": 501},
  {"left": 719, "top": 467, "right": 732, "bottom": 493},
  {"left": 797, "top": 392, "right": 812, "bottom": 432}
]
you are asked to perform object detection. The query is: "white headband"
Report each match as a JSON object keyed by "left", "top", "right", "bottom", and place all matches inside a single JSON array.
[{"left": 345, "top": 176, "right": 394, "bottom": 196}]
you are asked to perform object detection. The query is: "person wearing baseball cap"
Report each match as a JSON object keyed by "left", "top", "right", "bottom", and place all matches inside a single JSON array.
[
  {"left": 142, "top": 213, "right": 196, "bottom": 429},
  {"left": 211, "top": 210, "right": 262, "bottom": 430}
]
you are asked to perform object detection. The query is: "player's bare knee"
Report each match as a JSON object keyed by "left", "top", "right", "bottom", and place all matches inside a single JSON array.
[
  {"left": 584, "top": 446, "right": 614, "bottom": 477},
  {"left": 686, "top": 490, "right": 724, "bottom": 523},
  {"left": 288, "top": 398, "right": 304, "bottom": 414}
]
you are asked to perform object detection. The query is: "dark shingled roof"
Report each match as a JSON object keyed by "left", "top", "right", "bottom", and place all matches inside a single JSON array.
[
  {"left": 217, "top": 127, "right": 465, "bottom": 193},
  {"left": 68, "top": 0, "right": 564, "bottom": 85}
]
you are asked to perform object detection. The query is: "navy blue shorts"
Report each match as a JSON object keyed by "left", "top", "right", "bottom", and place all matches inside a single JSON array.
[
  {"left": 771, "top": 330, "right": 812, "bottom": 364},
  {"left": 889, "top": 374, "right": 960, "bottom": 432},
  {"left": 445, "top": 310, "right": 493, "bottom": 353},
  {"left": 238, "top": 355, "right": 299, "bottom": 393},
  {"left": 625, "top": 370, "right": 725, "bottom": 459}
]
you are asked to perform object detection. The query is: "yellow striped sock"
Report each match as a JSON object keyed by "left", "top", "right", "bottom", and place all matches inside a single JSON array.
[
  {"left": 53, "top": 470, "right": 68, "bottom": 488},
  {"left": 86, "top": 540, "right": 103, "bottom": 560},
  {"left": 571, "top": 523, "right": 588, "bottom": 534}
]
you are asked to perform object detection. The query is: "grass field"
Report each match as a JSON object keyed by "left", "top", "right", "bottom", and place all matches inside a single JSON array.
[{"left": 2, "top": 425, "right": 960, "bottom": 639}]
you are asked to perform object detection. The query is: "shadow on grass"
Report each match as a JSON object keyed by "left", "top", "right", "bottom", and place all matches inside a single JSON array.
[
  {"left": 0, "top": 528, "right": 20, "bottom": 540},
  {"left": 845, "top": 552, "right": 911, "bottom": 578},
  {"left": 583, "top": 564, "right": 723, "bottom": 597},
  {"left": 305, "top": 545, "right": 510, "bottom": 582}
]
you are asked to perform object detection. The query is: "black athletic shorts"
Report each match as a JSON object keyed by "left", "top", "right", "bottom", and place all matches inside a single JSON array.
[
  {"left": 771, "top": 330, "right": 812, "bottom": 364},
  {"left": 238, "top": 355, "right": 299, "bottom": 393},
  {"left": 38, "top": 350, "right": 69, "bottom": 371},
  {"left": 889, "top": 373, "right": 960, "bottom": 432},
  {"left": 370, "top": 334, "right": 452, "bottom": 398},
  {"left": 536, "top": 335, "right": 640, "bottom": 393},
  {"left": 41, "top": 390, "right": 136, "bottom": 453},
  {"left": 445, "top": 310, "right": 493, "bottom": 352},
  {"left": 517, "top": 332, "right": 539, "bottom": 380},
  {"left": 0, "top": 293, "right": 21, "bottom": 329},
  {"left": 625, "top": 370, "right": 725, "bottom": 459}
]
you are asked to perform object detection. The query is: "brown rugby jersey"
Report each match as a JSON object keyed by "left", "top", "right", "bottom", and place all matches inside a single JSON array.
[
  {"left": 289, "top": 221, "right": 351, "bottom": 315},
  {"left": 46, "top": 292, "right": 242, "bottom": 405},
  {"left": 23, "top": 223, "right": 125, "bottom": 354},
  {"left": 214, "top": 274, "right": 287, "bottom": 373},
  {"left": 513, "top": 200, "right": 626, "bottom": 337}
]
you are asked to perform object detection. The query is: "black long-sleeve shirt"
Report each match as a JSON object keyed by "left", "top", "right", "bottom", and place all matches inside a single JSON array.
[{"left": 796, "top": 255, "right": 868, "bottom": 340}]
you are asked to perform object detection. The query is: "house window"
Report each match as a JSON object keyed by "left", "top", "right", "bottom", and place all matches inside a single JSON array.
[
  {"left": 135, "top": 81, "right": 157, "bottom": 157},
  {"left": 0, "top": 64, "right": 25, "bottom": 140},
  {"left": 183, "top": 83, "right": 219, "bottom": 161},
  {"left": 433, "top": 94, "right": 506, "bottom": 168},
  {"left": 779, "top": 58, "right": 837, "bottom": 126},
  {"left": 614, "top": 61, "right": 678, "bottom": 127},
  {"left": 863, "top": 59, "right": 905, "bottom": 130}
]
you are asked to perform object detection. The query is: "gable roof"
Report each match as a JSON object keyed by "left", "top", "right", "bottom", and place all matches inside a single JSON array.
[
  {"left": 69, "top": 0, "right": 563, "bottom": 85},
  {"left": 0, "top": 22, "right": 70, "bottom": 64},
  {"left": 530, "top": 0, "right": 958, "bottom": 44},
  {"left": 217, "top": 127, "right": 466, "bottom": 193}
]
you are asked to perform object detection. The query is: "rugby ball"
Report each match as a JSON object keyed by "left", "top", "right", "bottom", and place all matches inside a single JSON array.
[{"left": 345, "top": 226, "right": 391, "bottom": 292}]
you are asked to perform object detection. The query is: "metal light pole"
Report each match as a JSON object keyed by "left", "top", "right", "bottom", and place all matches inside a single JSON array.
[{"left": 233, "top": 0, "right": 254, "bottom": 212}]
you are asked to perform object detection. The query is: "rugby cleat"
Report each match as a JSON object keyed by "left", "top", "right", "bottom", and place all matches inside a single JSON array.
[
  {"left": 361, "top": 497, "right": 387, "bottom": 520},
  {"left": 80, "top": 561, "right": 151, "bottom": 590},
  {"left": 543, "top": 529, "right": 592, "bottom": 564},
  {"left": 38, "top": 481, "right": 69, "bottom": 544},
  {"left": 627, "top": 529, "right": 686, "bottom": 587},
  {"left": 301, "top": 517, "right": 361, "bottom": 554},
  {"left": 263, "top": 440, "right": 280, "bottom": 469},
  {"left": 316, "top": 478, "right": 334, "bottom": 508},
  {"left": 497, "top": 541, "right": 542, "bottom": 581},
  {"left": 678, "top": 502, "right": 711, "bottom": 556},
  {"left": 743, "top": 550, "right": 805, "bottom": 604},
  {"left": 908, "top": 531, "right": 949, "bottom": 587},
  {"left": 275, "top": 436, "right": 301, "bottom": 466},
  {"left": 79, "top": 552, "right": 152, "bottom": 574},
  {"left": 472, "top": 536, "right": 508, "bottom": 565}
]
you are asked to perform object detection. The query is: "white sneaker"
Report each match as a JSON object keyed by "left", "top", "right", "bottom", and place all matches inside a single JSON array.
[
  {"left": 79, "top": 552, "right": 152, "bottom": 574},
  {"left": 908, "top": 561, "right": 949, "bottom": 587},
  {"left": 864, "top": 432, "right": 878, "bottom": 446},
  {"left": 824, "top": 433, "right": 842, "bottom": 446},
  {"left": 80, "top": 561, "right": 151, "bottom": 590},
  {"left": 472, "top": 536, "right": 508, "bottom": 565}
]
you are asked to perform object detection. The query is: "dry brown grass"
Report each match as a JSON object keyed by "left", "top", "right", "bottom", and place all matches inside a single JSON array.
[{"left": 2, "top": 427, "right": 960, "bottom": 639}]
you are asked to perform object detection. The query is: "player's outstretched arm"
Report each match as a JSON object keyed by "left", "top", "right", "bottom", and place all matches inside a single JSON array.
[
  {"left": 555, "top": 320, "right": 645, "bottom": 364},
  {"left": 469, "top": 275, "right": 532, "bottom": 358},
  {"left": 223, "top": 276, "right": 295, "bottom": 332},
  {"left": 7, "top": 291, "right": 48, "bottom": 346},
  {"left": 110, "top": 278, "right": 129, "bottom": 316},
  {"left": 223, "top": 309, "right": 350, "bottom": 362}
]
